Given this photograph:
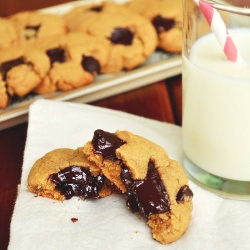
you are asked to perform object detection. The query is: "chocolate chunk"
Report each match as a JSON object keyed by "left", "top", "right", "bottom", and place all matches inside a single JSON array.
[
  {"left": 126, "top": 191, "right": 140, "bottom": 213},
  {"left": 120, "top": 164, "right": 140, "bottom": 212},
  {"left": 46, "top": 47, "right": 66, "bottom": 65},
  {"left": 25, "top": 25, "right": 41, "bottom": 31},
  {"left": 24, "top": 25, "right": 41, "bottom": 39},
  {"left": 50, "top": 165, "right": 105, "bottom": 199},
  {"left": 120, "top": 163, "right": 133, "bottom": 187},
  {"left": 152, "top": 15, "right": 175, "bottom": 33},
  {"left": 0, "top": 57, "right": 25, "bottom": 81},
  {"left": 121, "top": 161, "right": 170, "bottom": 217},
  {"left": 90, "top": 6, "right": 103, "bottom": 12},
  {"left": 109, "top": 27, "right": 134, "bottom": 45},
  {"left": 176, "top": 185, "right": 193, "bottom": 202},
  {"left": 92, "top": 129, "right": 125, "bottom": 160},
  {"left": 81, "top": 55, "right": 100, "bottom": 74},
  {"left": 71, "top": 218, "right": 78, "bottom": 223}
]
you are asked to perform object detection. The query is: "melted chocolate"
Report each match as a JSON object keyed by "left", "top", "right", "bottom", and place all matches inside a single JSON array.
[
  {"left": 176, "top": 185, "right": 193, "bottom": 202},
  {"left": 91, "top": 129, "right": 125, "bottom": 160},
  {"left": 152, "top": 15, "right": 175, "bottom": 33},
  {"left": 90, "top": 6, "right": 103, "bottom": 12},
  {"left": 109, "top": 28, "right": 134, "bottom": 45},
  {"left": 81, "top": 55, "right": 100, "bottom": 74},
  {"left": 24, "top": 25, "right": 41, "bottom": 39},
  {"left": 0, "top": 57, "right": 25, "bottom": 81},
  {"left": 120, "top": 163, "right": 133, "bottom": 187},
  {"left": 121, "top": 161, "right": 170, "bottom": 217},
  {"left": 46, "top": 47, "right": 66, "bottom": 65},
  {"left": 50, "top": 165, "right": 105, "bottom": 199}
]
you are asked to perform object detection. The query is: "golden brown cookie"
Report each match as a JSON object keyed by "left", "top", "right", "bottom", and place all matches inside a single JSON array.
[
  {"left": 33, "top": 32, "right": 104, "bottom": 94},
  {"left": 126, "top": 0, "right": 183, "bottom": 53},
  {"left": 0, "top": 46, "right": 50, "bottom": 99},
  {"left": 0, "top": 80, "right": 9, "bottom": 109},
  {"left": 83, "top": 129, "right": 193, "bottom": 244},
  {"left": 28, "top": 148, "right": 112, "bottom": 201},
  {"left": 64, "top": 2, "right": 158, "bottom": 73},
  {"left": 0, "top": 17, "right": 18, "bottom": 49},
  {"left": 9, "top": 11, "right": 68, "bottom": 47}
]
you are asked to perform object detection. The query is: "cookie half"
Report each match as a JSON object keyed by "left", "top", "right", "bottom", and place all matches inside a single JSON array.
[
  {"left": 28, "top": 148, "right": 112, "bottom": 201},
  {"left": 83, "top": 129, "right": 193, "bottom": 244}
]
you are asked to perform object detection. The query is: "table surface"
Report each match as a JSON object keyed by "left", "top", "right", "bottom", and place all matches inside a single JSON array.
[{"left": 0, "top": 1, "right": 182, "bottom": 249}]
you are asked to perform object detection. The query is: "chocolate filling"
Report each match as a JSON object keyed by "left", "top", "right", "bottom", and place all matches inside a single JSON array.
[
  {"left": 46, "top": 47, "right": 66, "bottom": 65},
  {"left": 89, "top": 6, "right": 103, "bottom": 12},
  {"left": 176, "top": 185, "right": 193, "bottom": 202},
  {"left": 152, "top": 15, "right": 175, "bottom": 33},
  {"left": 0, "top": 57, "right": 26, "bottom": 81},
  {"left": 50, "top": 165, "right": 105, "bottom": 199},
  {"left": 81, "top": 55, "right": 100, "bottom": 74},
  {"left": 121, "top": 161, "right": 170, "bottom": 217},
  {"left": 92, "top": 129, "right": 125, "bottom": 160},
  {"left": 24, "top": 24, "right": 41, "bottom": 39},
  {"left": 109, "top": 27, "right": 134, "bottom": 45}
]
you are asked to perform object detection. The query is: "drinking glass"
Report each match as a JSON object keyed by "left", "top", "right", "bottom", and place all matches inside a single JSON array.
[{"left": 182, "top": 0, "right": 250, "bottom": 199}]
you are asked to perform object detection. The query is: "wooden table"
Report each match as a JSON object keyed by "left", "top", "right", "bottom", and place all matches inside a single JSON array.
[{"left": 0, "top": 1, "right": 182, "bottom": 249}]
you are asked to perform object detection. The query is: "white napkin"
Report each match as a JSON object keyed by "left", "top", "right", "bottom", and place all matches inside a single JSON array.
[{"left": 8, "top": 99, "right": 250, "bottom": 250}]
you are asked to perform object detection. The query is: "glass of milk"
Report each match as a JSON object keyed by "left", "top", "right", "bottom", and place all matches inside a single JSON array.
[{"left": 182, "top": 0, "right": 250, "bottom": 199}]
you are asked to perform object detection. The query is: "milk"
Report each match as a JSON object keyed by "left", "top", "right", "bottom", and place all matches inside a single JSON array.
[{"left": 182, "top": 29, "right": 250, "bottom": 181}]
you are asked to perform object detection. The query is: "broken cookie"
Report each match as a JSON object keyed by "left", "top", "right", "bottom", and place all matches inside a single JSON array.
[{"left": 83, "top": 129, "right": 193, "bottom": 244}]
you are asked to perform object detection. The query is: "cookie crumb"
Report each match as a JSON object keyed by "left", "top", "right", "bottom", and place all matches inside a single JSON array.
[
  {"left": 136, "top": 215, "right": 143, "bottom": 220},
  {"left": 71, "top": 217, "right": 78, "bottom": 223}
]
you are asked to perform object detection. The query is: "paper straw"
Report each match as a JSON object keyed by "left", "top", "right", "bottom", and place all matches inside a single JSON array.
[{"left": 195, "top": 0, "right": 243, "bottom": 63}]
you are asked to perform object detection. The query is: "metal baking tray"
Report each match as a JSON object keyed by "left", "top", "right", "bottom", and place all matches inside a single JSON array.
[{"left": 0, "top": 0, "right": 182, "bottom": 130}]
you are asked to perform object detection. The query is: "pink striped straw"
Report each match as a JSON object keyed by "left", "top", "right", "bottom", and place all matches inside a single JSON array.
[{"left": 195, "top": 0, "right": 242, "bottom": 63}]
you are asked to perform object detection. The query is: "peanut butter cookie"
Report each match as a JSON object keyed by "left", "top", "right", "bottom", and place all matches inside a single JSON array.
[
  {"left": 64, "top": 2, "right": 158, "bottom": 73},
  {"left": 34, "top": 32, "right": 104, "bottom": 94},
  {"left": 0, "top": 46, "right": 50, "bottom": 100},
  {"left": 83, "top": 129, "right": 193, "bottom": 244}
]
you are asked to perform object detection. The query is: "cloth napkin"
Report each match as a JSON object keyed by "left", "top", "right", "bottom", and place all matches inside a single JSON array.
[{"left": 8, "top": 99, "right": 250, "bottom": 250}]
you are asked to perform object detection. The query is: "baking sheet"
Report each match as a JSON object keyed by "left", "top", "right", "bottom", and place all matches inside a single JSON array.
[{"left": 0, "top": 0, "right": 182, "bottom": 130}]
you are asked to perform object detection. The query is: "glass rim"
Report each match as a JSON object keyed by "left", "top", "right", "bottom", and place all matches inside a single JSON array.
[{"left": 204, "top": 0, "right": 250, "bottom": 15}]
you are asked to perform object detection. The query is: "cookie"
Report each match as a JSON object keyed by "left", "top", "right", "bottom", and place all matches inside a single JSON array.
[
  {"left": 0, "top": 80, "right": 9, "bottom": 109},
  {"left": 83, "top": 129, "right": 193, "bottom": 244},
  {"left": 28, "top": 148, "right": 113, "bottom": 201},
  {"left": 64, "top": 2, "right": 158, "bottom": 73},
  {"left": 33, "top": 32, "right": 104, "bottom": 94},
  {"left": 0, "top": 17, "right": 18, "bottom": 49},
  {"left": 9, "top": 11, "right": 68, "bottom": 47},
  {"left": 0, "top": 46, "right": 50, "bottom": 99},
  {"left": 126, "top": 0, "right": 183, "bottom": 53}
]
